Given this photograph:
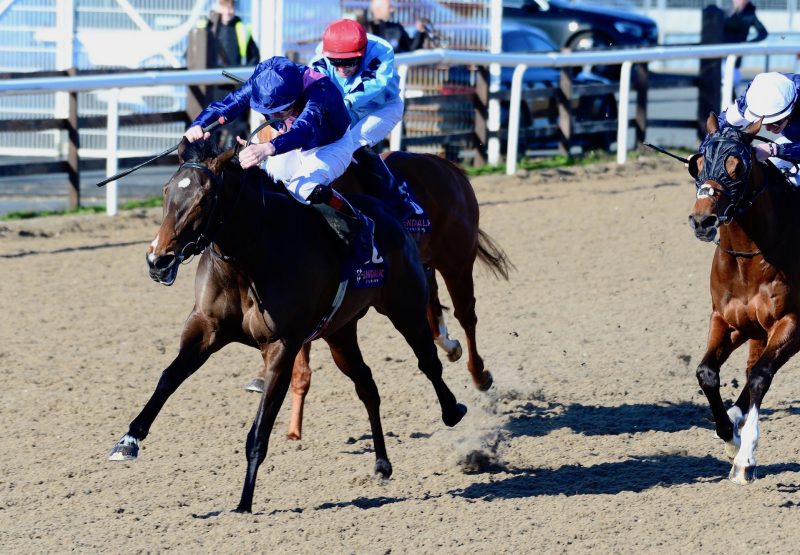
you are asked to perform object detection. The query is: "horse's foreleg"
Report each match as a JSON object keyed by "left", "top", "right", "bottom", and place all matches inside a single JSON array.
[
  {"left": 426, "top": 269, "right": 463, "bottom": 363},
  {"left": 727, "top": 338, "right": 766, "bottom": 439},
  {"left": 287, "top": 343, "right": 312, "bottom": 440},
  {"left": 109, "top": 313, "right": 220, "bottom": 461},
  {"left": 695, "top": 312, "right": 743, "bottom": 449},
  {"left": 440, "top": 267, "right": 491, "bottom": 391},
  {"left": 236, "top": 341, "right": 296, "bottom": 513},
  {"left": 730, "top": 315, "right": 800, "bottom": 484},
  {"left": 324, "top": 323, "right": 392, "bottom": 478}
]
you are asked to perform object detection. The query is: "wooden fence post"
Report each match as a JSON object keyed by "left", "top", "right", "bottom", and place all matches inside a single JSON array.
[
  {"left": 186, "top": 26, "right": 209, "bottom": 121},
  {"left": 67, "top": 67, "right": 80, "bottom": 210},
  {"left": 557, "top": 68, "right": 573, "bottom": 157},
  {"left": 473, "top": 65, "right": 488, "bottom": 166},
  {"left": 697, "top": 5, "right": 724, "bottom": 139},
  {"left": 634, "top": 63, "right": 649, "bottom": 148}
]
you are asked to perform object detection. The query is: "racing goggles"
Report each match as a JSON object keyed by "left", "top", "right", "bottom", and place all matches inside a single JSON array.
[{"left": 329, "top": 57, "right": 361, "bottom": 68}]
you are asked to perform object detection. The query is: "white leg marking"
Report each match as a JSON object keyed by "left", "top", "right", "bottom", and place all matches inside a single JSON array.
[
  {"left": 733, "top": 407, "right": 759, "bottom": 470},
  {"left": 723, "top": 405, "right": 744, "bottom": 460},
  {"left": 434, "top": 315, "right": 459, "bottom": 353}
]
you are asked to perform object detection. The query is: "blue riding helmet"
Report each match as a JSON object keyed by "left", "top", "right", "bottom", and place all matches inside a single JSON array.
[{"left": 249, "top": 56, "right": 305, "bottom": 115}]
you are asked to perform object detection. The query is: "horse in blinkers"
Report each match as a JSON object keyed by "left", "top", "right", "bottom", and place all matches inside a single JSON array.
[{"left": 688, "top": 113, "right": 800, "bottom": 483}]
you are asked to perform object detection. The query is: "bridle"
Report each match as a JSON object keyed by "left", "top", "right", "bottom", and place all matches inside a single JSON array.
[
  {"left": 175, "top": 161, "right": 225, "bottom": 261},
  {"left": 694, "top": 129, "right": 768, "bottom": 225}
]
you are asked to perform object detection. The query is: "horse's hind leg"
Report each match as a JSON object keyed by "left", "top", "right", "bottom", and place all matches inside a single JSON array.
[
  {"left": 237, "top": 341, "right": 296, "bottom": 513},
  {"left": 388, "top": 294, "right": 467, "bottom": 427},
  {"left": 730, "top": 316, "right": 800, "bottom": 484},
  {"left": 439, "top": 265, "right": 492, "bottom": 391},
  {"left": 109, "top": 312, "right": 222, "bottom": 461},
  {"left": 426, "top": 269, "right": 463, "bottom": 362},
  {"left": 324, "top": 322, "right": 392, "bottom": 478}
]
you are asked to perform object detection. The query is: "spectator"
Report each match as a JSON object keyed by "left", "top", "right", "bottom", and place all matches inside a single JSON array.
[
  {"left": 722, "top": 0, "right": 768, "bottom": 90},
  {"left": 195, "top": 0, "right": 260, "bottom": 148},
  {"left": 364, "top": 0, "right": 429, "bottom": 53}
]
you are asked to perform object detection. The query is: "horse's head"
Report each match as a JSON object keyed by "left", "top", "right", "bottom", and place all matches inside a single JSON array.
[
  {"left": 146, "top": 138, "right": 236, "bottom": 285},
  {"left": 688, "top": 113, "right": 762, "bottom": 242}
]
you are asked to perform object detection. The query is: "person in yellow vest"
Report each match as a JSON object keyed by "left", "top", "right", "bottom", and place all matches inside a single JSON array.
[{"left": 196, "top": 0, "right": 260, "bottom": 148}]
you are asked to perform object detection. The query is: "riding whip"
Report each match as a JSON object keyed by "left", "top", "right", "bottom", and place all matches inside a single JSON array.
[
  {"left": 96, "top": 117, "right": 225, "bottom": 187},
  {"left": 643, "top": 142, "right": 690, "bottom": 165}
]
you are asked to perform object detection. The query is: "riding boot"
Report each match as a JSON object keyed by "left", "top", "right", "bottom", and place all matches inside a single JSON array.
[
  {"left": 308, "top": 185, "right": 375, "bottom": 264},
  {"left": 352, "top": 146, "right": 418, "bottom": 220}
]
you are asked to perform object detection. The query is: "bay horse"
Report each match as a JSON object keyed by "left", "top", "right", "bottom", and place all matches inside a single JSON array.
[
  {"left": 107, "top": 138, "right": 467, "bottom": 513},
  {"left": 247, "top": 150, "right": 512, "bottom": 440},
  {"left": 688, "top": 113, "right": 800, "bottom": 483}
]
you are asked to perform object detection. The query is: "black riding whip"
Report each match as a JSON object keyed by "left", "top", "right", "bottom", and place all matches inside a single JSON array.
[
  {"left": 222, "top": 70, "right": 245, "bottom": 85},
  {"left": 643, "top": 142, "right": 690, "bottom": 165},
  {"left": 96, "top": 117, "right": 225, "bottom": 187}
]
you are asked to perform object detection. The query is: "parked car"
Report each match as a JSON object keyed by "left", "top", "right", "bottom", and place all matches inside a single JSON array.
[
  {"left": 498, "top": 23, "right": 619, "bottom": 152},
  {"left": 503, "top": 0, "right": 659, "bottom": 52}
]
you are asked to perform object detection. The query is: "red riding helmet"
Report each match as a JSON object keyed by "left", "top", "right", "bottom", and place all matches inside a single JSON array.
[{"left": 322, "top": 19, "right": 367, "bottom": 59}]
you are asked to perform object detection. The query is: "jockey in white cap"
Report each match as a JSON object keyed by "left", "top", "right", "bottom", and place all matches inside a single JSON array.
[
  {"left": 710, "top": 71, "right": 800, "bottom": 185},
  {"left": 310, "top": 18, "right": 420, "bottom": 220}
]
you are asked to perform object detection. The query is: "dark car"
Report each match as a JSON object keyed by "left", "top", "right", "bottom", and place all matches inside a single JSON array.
[
  {"left": 503, "top": 0, "right": 658, "bottom": 52},
  {"left": 498, "top": 24, "right": 618, "bottom": 151}
]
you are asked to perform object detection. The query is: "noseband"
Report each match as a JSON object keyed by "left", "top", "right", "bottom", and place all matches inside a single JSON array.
[
  {"left": 695, "top": 130, "right": 766, "bottom": 224},
  {"left": 176, "top": 161, "right": 224, "bottom": 259}
]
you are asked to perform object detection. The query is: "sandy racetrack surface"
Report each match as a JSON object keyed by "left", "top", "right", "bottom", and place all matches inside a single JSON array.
[{"left": 2, "top": 156, "right": 800, "bottom": 552}]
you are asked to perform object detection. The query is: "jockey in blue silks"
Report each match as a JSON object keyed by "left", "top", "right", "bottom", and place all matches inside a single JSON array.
[
  {"left": 706, "top": 72, "right": 800, "bottom": 186},
  {"left": 310, "top": 19, "right": 419, "bottom": 220},
  {"left": 183, "top": 55, "right": 374, "bottom": 262}
]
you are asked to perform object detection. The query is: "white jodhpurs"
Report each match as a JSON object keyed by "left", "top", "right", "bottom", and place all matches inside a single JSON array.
[
  {"left": 349, "top": 96, "right": 404, "bottom": 149},
  {"left": 263, "top": 131, "right": 355, "bottom": 203},
  {"left": 769, "top": 136, "right": 800, "bottom": 187}
]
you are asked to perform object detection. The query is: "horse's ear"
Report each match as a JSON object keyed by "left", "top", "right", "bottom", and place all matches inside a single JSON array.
[
  {"left": 726, "top": 155, "right": 746, "bottom": 181},
  {"left": 743, "top": 117, "right": 762, "bottom": 136},
  {"left": 687, "top": 152, "right": 702, "bottom": 179},
  {"left": 177, "top": 137, "right": 190, "bottom": 163},
  {"left": 207, "top": 148, "right": 237, "bottom": 175},
  {"left": 707, "top": 112, "right": 719, "bottom": 134}
]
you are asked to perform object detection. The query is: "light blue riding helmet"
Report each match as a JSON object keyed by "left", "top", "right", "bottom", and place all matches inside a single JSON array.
[{"left": 249, "top": 56, "right": 305, "bottom": 115}]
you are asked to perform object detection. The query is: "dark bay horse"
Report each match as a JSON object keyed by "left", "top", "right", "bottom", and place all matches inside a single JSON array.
[
  {"left": 247, "top": 150, "right": 512, "bottom": 439},
  {"left": 107, "top": 139, "right": 466, "bottom": 513},
  {"left": 688, "top": 113, "right": 800, "bottom": 483}
]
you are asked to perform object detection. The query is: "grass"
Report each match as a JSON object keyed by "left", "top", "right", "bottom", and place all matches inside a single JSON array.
[{"left": 1, "top": 196, "right": 162, "bottom": 221}]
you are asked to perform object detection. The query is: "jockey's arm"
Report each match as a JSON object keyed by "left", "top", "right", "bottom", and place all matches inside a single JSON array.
[
  {"left": 189, "top": 81, "right": 253, "bottom": 132},
  {"left": 344, "top": 42, "right": 400, "bottom": 112}
]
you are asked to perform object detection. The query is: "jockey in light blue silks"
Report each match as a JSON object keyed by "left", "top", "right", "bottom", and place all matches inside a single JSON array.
[
  {"left": 310, "top": 18, "right": 419, "bottom": 220},
  {"left": 183, "top": 55, "right": 374, "bottom": 262},
  {"left": 706, "top": 72, "right": 800, "bottom": 186}
]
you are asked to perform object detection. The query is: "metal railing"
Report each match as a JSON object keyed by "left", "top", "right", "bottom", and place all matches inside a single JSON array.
[{"left": 0, "top": 41, "right": 799, "bottom": 213}]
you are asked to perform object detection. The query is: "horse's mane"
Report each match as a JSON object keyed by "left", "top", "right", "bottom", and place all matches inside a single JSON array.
[{"left": 181, "top": 138, "right": 223, "bottom": 164}]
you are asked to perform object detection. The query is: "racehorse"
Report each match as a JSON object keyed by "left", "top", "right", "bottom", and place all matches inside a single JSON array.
[
  {"left": 245, "top": 150, "right": 513, "bottom": 440},
  {"left": 107, "top": 138, "right": 467, "bottom": 513},
  {"left": 688, "top": 113, "right": 800, "bottom": 483}
]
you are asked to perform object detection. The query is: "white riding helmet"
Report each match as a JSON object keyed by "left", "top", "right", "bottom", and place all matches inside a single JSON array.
[{"left": 744, "top": 72, "right": 797, "bottom": 124}]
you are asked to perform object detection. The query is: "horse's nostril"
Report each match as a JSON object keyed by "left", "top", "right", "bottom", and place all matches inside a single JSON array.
[
  {"left": 701, "top": 215, "right": 718, "bottom": 229},
  {"left": 153, "top": 254, "right": 176, "bottom": 270}
]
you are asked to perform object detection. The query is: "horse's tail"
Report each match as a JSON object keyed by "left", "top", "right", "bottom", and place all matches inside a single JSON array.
[{"left": 476, "top": 228, "right": 513, "bottom": 280}]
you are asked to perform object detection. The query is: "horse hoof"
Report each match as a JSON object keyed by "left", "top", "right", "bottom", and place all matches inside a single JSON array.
[
  {"left": 443, "top": 403, "right": 468, "bottom": 427},
  {"left": 286, "top": 431, "right": 301, "bottom": 441},
  {"left": 475, "top": 371, "right": 494, "bottom": 392},
  {"left": 108, "top": 436, "right": 139, "bottom": 461},
  {"left": 232, "top": 504, "right": 252, "bottom": 514},
  {"left": 447, "top": 342, "right": 463, "bottom": 362},
  {"left": 244, "top": 378, "right": 264, "bottom": 393},
  {"left": 729, "top": 464, "right": 756, "bottom": 485},
  {"left": 374, "top": 458, "right": 393, "bottom": 479}
]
